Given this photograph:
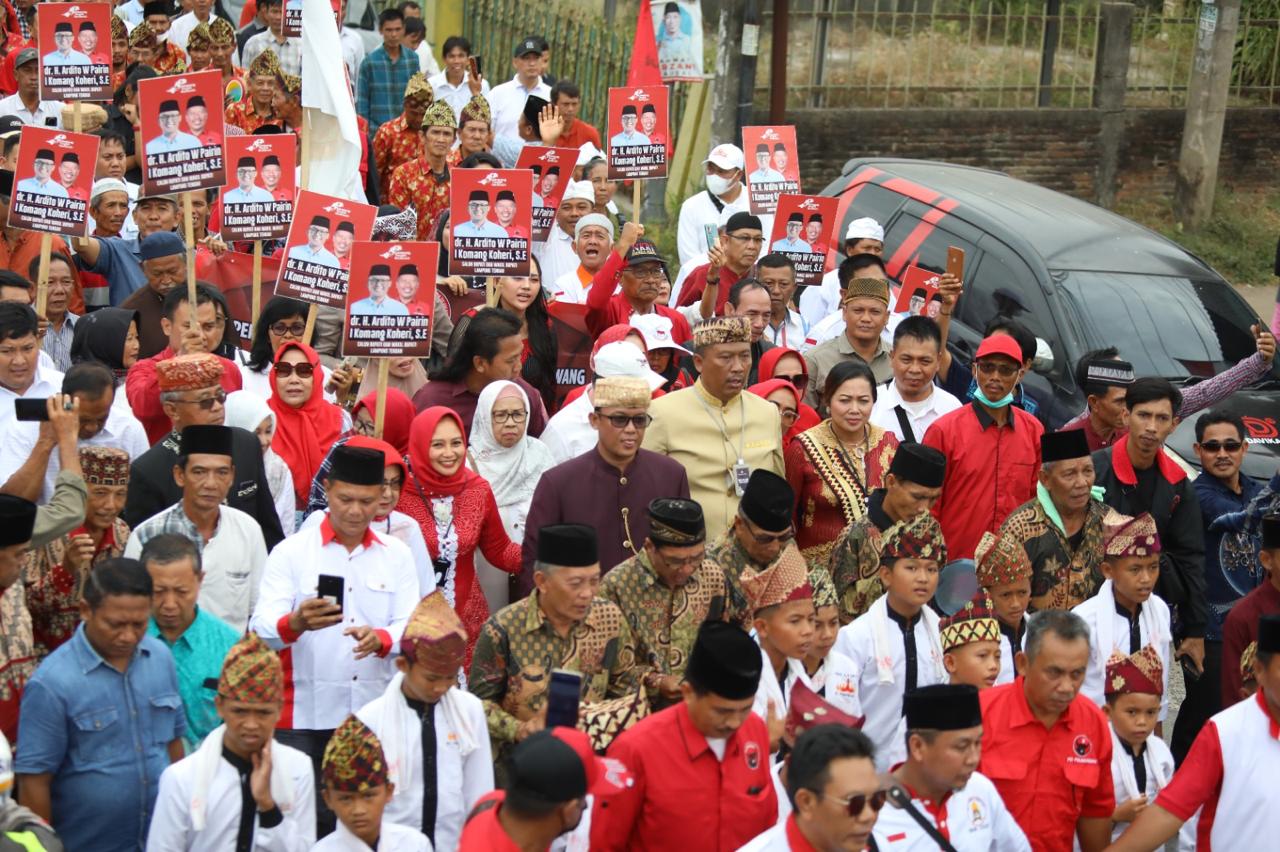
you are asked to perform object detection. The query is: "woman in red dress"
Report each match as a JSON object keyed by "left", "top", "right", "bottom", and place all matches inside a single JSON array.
[
  {"left": 267, "top": 342, "right": 345, "bottom": 517},
  {"left": 397, "top": 407, "right": 521, "bottom": 663},
  {"left": 785, "top": 360, "right": 898, "bottom": 564}
]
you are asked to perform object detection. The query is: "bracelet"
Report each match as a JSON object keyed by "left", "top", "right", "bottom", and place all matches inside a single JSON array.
[{"left": 940, "top": 310, "right": 952, "bottom": 317}]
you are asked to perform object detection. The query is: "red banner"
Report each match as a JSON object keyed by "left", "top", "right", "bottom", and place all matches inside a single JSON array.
[{"left": 197, "top": 249, "right": 282, "bottom": 350}]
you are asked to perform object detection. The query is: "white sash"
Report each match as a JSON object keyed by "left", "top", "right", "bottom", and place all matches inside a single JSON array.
[
  {"left": 1110, "top": 724, "right": 1170, "bottom": 801},
  {"left": 362, "top": 671, "right": 481, "bottom": 792},
  {"left": 870, "top": 595, "right": 942, "bottom": 685},
  {"left": 1095, "top": 579, "right": 1162, "bottom": 666},
  {"left": 189, "top": 724, "right": 296, "bottom": 832}
]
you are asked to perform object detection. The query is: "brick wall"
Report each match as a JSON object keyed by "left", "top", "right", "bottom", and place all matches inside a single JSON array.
[{"left": 783, "top": 107, "right": 1280, "bottom": 204}]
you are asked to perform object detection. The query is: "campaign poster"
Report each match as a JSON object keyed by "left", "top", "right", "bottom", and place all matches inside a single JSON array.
[
  {"left": 138, "top": 69, "right": 226, "bottom": 196},
  {"left": 768, "top": 194, "right": 838, "bottom": 285},
  {"left": 38, "top": 3, "right": 113, "bottom": 102},
  {"left": 343, "top": 241, "right": 438, "bottom": 358},
  {"left": 275, "top": 190, "right": 376, "bottom": 310},
  {"left": 448, "top": 168, "right": 532, "bottom": 277},
  {"left": 893, "top": 265, "right": 944, "bottom": 318},
  {"left": 741, "top": 125, "right": 800, "bottom": 215},
  {"left": 6, "top": 126, "right": 98, "bottom": 237},
  {"left": 220, "top": 135, "right": 295, "bottom": 242},
  {"left": 652, "top": 0, "right": 703, "bottom": 82},
  {"left": 284, "top": 0, "right": 302, "bottom": 38},
  {"left": 515, "top": 145, "right": 576, "bottom": 242},
  {"left": 546, "top": 301, "right": 594, "bottom": 409},
  {"left": 198, "top": 249, "right": 282, "bottom": 349},
  {"left": 606, "top": 86, "right": 668, "bottom": 181}
]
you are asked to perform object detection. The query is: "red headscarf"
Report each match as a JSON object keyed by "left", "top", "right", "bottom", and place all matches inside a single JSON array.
[
  {"left": 406, "top": 407, "right": 480, "bottom": 498},
  {"left": 268, "top": 342, "right": 345, "bottom": 506},
  {"left": 351, "top": 387, "right": 415, "bottom": 454},
  {"left": 758, "top": 346, "right": 807, "bottom": 384},
  {"left": 755, "top": 347, "right": 821, "bottom": 445},
  {"left": 591, "top": 324, "right": 644, "bottom": 364}
]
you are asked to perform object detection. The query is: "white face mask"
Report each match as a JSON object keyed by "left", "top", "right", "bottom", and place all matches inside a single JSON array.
[{"left": 706, "top": 172, "right": 737, "bottom": 197}]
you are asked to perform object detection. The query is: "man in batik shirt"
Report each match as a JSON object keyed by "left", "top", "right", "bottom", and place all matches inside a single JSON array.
[
  {"left": 225, "top": 50, "right": 279, "bottom": 135},
  {"left": 130, "top": 21, "right": 188, "bottom": 75},
  {"left": 372, "top": 73, "right": 430, "bottom": 202},
  {"left": 0, "top": 496, "right": 38, "bottom": 745},
  {"left": 388, "top": 99, "right": 456, "bottom": 241},
  {"left": 601, "top": 499, "right": 740, "bottom": 710},
  {"left": 447, "top": 94, "right": 492, "bottom": 166},
  {"left": 207, "top": 17, "right": 244, "bottom": 87}
]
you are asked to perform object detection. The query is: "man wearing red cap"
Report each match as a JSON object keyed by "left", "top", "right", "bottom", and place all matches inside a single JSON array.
[{"left": 923, "top": 333, "right": 1044, "bottom": 560}]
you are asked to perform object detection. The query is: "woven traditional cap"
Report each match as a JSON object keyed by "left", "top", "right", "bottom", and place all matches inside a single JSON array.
[
  {"left": 80, "top": 446, "right": 131, "bottom": 486},
  {"left": 128, "top": 22, "right": 156, "bottom": 47},
  {"left": 217, "top": 633, "right": 283, "bottom": 704},
  {"left": 841, "top": 277, "right": 889, "bottom": 306},
  {"left": 207, "top": 16, "right": 235, "bottom": 44},
  {"left": 1241, "top": 641, "right": 1258, "bottom": 681},
  {"left": 879, "top": 512, "right": 947, "bottom": 565},
  {"left": 460, "top": 94, "right": 491, "bottom": 126},
  {"left": 741, "top": 543, "right": 813, "bottom": 613},
  {"left": 592, "top": 375, "right": 650, "bottom": 409},
  {"left": 692, "top": 316, "right": 750, "bottom": 348},
  {"left": 1102, "top": 510, "right": 1162, "bottom": 558},
  {"left": 322, "top": 716, "right": 389, "bottom": 792},
  {"left": 249, "top": 48, "right": 279, "bottom": 76},
  {"left": 403, "top": 72, "right": 433, "bottom": 101},
  {"left": 421, "top": 99, "right": 457, "bottom": 130},
  {"left": 401, "top": 591, "right": 467, "bottom": 674},
  {"left": 276, "top": 72, "right": 301, "bottom": 97},
  {"left": 973, "top": 530, "right": 1031, "bottom": 589},
  {"left": 938, "top": 593, "right": 1001, "bottom": 652},
  {"left": 111, "top": 13, "right": 129, "bottom": 41},
  {"left": 156, "top": 353, "right": 224, "bottom": 392},
  {"left": 186, "top": 22, "right": 212, "bottom": 49},
  {"left": 809, "top": 566, "right": 837, "bottom": 611},
  {"left": 1104, "top": 646, "right": 1164, "bottom": 697}
]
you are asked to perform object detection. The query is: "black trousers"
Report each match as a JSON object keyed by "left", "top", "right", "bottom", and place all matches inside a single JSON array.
[
  {"left": 275, "top": 728, "right": 337, "bottom": 838},
  {"left": 1171, "top": 639, "right": 1222, "bottom": 765}
]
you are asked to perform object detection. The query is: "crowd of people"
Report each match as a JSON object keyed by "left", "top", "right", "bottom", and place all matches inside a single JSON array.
[{"left": 0, "top": 2, "right": 1276, "bottom": 851}]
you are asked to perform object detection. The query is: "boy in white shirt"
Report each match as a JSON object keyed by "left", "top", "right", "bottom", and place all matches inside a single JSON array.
[
  {"left": 1103, "top": 647, "right": 1176, "bottom": 844},
  {"left": 973, "top": 530, "right": 1033, "bottom": 685},
  {"left": 797, "top": 568, "right": 862, "bottom": 719},
  {"left": 939, "top": 593, "right": 1004, "bottom": 690}
]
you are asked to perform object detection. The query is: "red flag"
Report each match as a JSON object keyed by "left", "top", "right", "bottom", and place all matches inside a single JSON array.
[{"left": 627, "top": 1, "right": 662, "bottom": 86}]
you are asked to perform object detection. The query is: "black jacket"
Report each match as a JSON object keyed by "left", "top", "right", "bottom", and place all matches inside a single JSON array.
[
  {"left": 123, "top": 426, "right": 286, "bottom": 550},
  {"left": 1092, "top": 440, "right": 1206, "bottom": 637}
]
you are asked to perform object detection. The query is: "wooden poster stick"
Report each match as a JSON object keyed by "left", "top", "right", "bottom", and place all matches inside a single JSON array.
[
  {"left": 373, "top": 359, "right": 390, "bottom": 439},
  {"left": 632, "top": 179, "right": 642, "bottom": 224},
  {"left": 251, "top": 240, "right": 263, "bottom": 326},
  {"left": 182, "top": 192, "right": 197, "bottom": 318},
  {"left": 33, "top": 235, "right": 51, "bottom": 318}
]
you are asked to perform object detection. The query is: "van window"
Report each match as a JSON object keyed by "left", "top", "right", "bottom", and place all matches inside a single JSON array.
[
  {"left": 840, "top": 182, "right": 905, "bottom": 241},
  {"left": 881, "top": 212, "right": 980, "bottom": 281}
]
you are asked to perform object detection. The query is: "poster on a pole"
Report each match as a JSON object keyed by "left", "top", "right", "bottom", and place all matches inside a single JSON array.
[
  {"left": 741, "top": 126, "right": 800, "bottom": 215},
  {"left": 137, "top": 69, "right": 226, "bottom": 196},
  {"left": 515, "top": 145, "right": 576, "bottom": 242},
  {"left": 343, "top": 241, "right": 438, "bottom": 358},
  {"left": 768, "top": 194, "right": 838, "bottom": 286},
  {"left": 199, "top": 250, "right": 282, "bottom": 349},
  {"left": 606, "top": 85, "right": 669, "bottom": 181},
  {"left": 651, "top": 1, "right": 703, "bottom": 82},
  {"left": 6, "top": 126, "right": 98, "bottom": 237},
  {"left": 284, "top": 0, "right": 302, "bottom": 38},
  {"left": 219, "top": 135, "right": 295, "bottom": 242},
  {"left": 38, "top": 3, "right": 113, "bottom": 102},
  {"left": 275, "top": 190, "right": 376, "bottom": 309},
  {"left": 448, "top": 168, "right": 533, "bottom": 277}
]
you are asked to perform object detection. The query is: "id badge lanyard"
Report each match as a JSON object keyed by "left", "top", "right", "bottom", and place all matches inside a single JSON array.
[{"left": 696, "top": 391, "right": 749, "bottom": 496}]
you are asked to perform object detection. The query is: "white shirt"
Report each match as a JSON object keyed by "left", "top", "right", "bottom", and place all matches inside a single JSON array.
[
  {"left": 794, "top": 647, "right": 864, "bottom": 720},
  {"left": 302, "top": 509, "right": 437, "bottom": 603},
  {"left": 309, "top": 819, "right": 430, "bottom": 852},
  {"left": 995, "top": 622, "right": 1023, "bottom": 686},
  {"left": 1072, "top": 581, "right": 1171, "bottom": 720},
  {"left": 670, "top": 251, "right": 707, "bottom": 305},
  {"left": 486, "top": 75, "right": 551, "bottom": 141},
  {"left": 676, "top": 188, "right": 749, "bottom": 266},
  {"left": 339, "top": 27, "right": 366, "bottom": 86},
  {"left": 752, "top": 643, "right": 804, "bottom": 725},
  {"left": 762, "top": 308, "right": 808, "bottom": 351},
  {"left": 356, "top": 674, "right": 492, "bottom": 850},
  {"left": 1107, "top": 721, "right": 1175, "bottom": 844},
  {"left": 550, "top": 268, "right": 591, "bottom": 305},
  {"left": 168, "top": 12, "right": 230, "bottom": 62},
  {"left": 250, "top": 519, "right": 420, "bottom": 731},
  {"left": 869, "top": 380, "right": 963, "bottom": 444},
  {"left": 799, "top": 268, "right": 842, "bottom": 328},
  {"left": 831, "top": 596, "right": 945, "bottom": 771},
  {"left": 0, "top": 362, "right": 63, "bottom": 437},
  {"left": 0, "top": 94, "right": 65, "bottom": 128},
  {"left": 147, "top": 739, "right": 315, "bottom": 852},
  {"left": 414, "top": 42, "right": 441, "bottom": 76},
  {"left": 533, "top": 225, "right": 580, "bottom": 293},
  {"left": 125, "top": 504, "right": 268, "bottom": 633},
  {"left": 737, "top": 822, "right": 792, "bottom": 852},
  {"left": 428, "top": 70, "right": 490, "bottom": 123},
  {"left": 540, "top": 391, "right": 597, "bottom": 464},
  {"left": 871, "top": 770, "right": 1031, "bottom": 851}
]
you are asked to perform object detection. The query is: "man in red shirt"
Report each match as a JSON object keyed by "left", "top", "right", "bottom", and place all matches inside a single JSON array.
[
  {"left": 677, "top": 211, "right": 764, "bottom": 313},
  {"left": 584, "top": 221, "right": 691, "bottom": 343},
  {"left": 551, "top": 79, "right": 601, "bottom": 152},
  {"left": 978, "top": 609, "right": 1114, "bottom": 852},
  {"left": 1221, "top": 514, "right": 1280, "bottom": 706},
  {"left": 600, "top": 621, "right": 776, "bottom": 851},
  {"left": 923, "top": 333, "right": 1043, "bottom": 559},
  {"left": 457, "top": 727, "right": 629, "bottom": 851}
]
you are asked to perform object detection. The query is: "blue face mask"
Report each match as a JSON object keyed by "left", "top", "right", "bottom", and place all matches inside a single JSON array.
[{"left": 973, "top": 387, "right": 1014, "bottom": 409}]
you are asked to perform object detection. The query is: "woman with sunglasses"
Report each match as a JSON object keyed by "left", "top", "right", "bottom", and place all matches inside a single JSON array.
[
  {"left": 786, "top": 361, "right": 898, "bottom": 564},
  {"left": 758, "top": 346, "right": 821, "bottom": 444},
  {"left": 397, "top": 407, "right": 521, "bottom": 663},
  {"left": 267, "top": 342, "right": 348, "bottom": 521},
  {"left": 467, "top": 381, "right": 554, "bottom": 611},
  {"left": 239, "top": 295, "right": 309, "bottom": 400}
]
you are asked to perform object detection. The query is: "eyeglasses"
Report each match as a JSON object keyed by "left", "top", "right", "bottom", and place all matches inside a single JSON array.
[
  {"left": 176, "top": 389, "right": 226, "bottom": 410},
  {"left": 492, "top": 409, "right": 528, "bottom": 424},
  {"left": 727, "top": 233, "right": 765, "bottom": 247},
  {"left": 270, "top": 320, "right": 306, "bottom": 337},
  {"left": 1200, "top": 440, "right": 1243, "bottom": 453},
  {"left": 975, "top": 360, "right": 1019, "bottom": 378},
  {"left": 769, "top": 401, "right": 798, "bottom": 425},
  {"left": 822, "top": 789, "right": 888, "bottom": 817},
  {"left": 351, "top": 419, "right": 376, "bottom": 436},
  {"left": 383, "top": 477, "right": 404, "bottom": 490},
  {"left": 274, "top": 362, "right": 316, "bottom": 378},
  {"left": 597, "top": 412, "right": 653, "bottom": 429},
  {"left": 740, "top": 517, "right": 793, "bottom": 544},
  {"left": 774, "top": 373, "right": 809, "bottom": 391},
  {"left": 627, "top": 267, "right": 667, "bottom": 282}
]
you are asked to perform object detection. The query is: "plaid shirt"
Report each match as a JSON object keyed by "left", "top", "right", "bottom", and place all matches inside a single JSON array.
[
  {"left": 357, "top": 46, "right": 420, "bottom": 134},
  {"left": 131, "top": 502, "right": 205, "bottom": 555}
]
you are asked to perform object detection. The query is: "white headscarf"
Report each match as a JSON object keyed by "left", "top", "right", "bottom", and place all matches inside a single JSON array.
[
  {"left": 224, "top": 390, "right": 275, "bottom": 435},
  {"left": 469, "top": 380, "right": 554, "bottom": 510}
]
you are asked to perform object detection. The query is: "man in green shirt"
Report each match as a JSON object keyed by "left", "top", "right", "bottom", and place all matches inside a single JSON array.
[{"left": 142, "top": 533, "right": 238, "bottom": 751}]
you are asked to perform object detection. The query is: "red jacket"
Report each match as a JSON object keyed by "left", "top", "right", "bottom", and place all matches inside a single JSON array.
[
  {"left": 125, "top": 347, "right": 243, "bottom": 444},
  {"left": 922, "top": 401, "right": 1043, "bottom": 560},
  {"left": 584, "top": 250, "right": 691, "bottom": 343},
  {"left": 599, "top": 702, "right": 777, "bottom": 851},
  {"left": 676, "top": 262, "right": 745, "bottom": 314}
]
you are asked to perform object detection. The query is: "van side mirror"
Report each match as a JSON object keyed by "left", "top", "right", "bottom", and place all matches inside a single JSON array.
[{"left": 1032, "top": 337, "right": 1055, "bottom": 374}]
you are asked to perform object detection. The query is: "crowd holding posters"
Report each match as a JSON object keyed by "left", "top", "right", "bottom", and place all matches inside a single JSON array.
[
  {"left": 741, "top": 125, "right": 800, "bottom": 214},
  {"left": 448, "top": 168, "right": 533, "bottom": 277},
  {"left": 219, "top": 135, "right": 295, "bottom": 242},
  {"left": 38, "top": 3, "right": 113, "bottom": 102},
  {"left": 515, "top": 145, "right": 576, "bottom": 242},
  {"left": 275, "top": 189, "right": 376, "bottom": 309},
  {"left": 343, "top": 241, "right": 438, "bottom": 358},
  {"left": 6, "top": 126, "right": 97, "bottom": 237},
  {"left": 652, "top": 0, "right": 703, "bottom": 81},
  {"left": 769, "top": 193, "right": 837, "bottom": 285},
  {"left": 893, "top": 264, "right": 945, "bottom": 318},
  {"left": 137, "top": 69, "right": 226, "bottom": 196},
  {"left": 606, "top": 85, "right": 669, "bottom": 180},
  {"left": 199, "top": 250, "right": 282, "bottom": 348}
]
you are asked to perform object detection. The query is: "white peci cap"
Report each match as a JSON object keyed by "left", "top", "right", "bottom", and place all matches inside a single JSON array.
[
  {"left": 844, "top": 216, "right": 885, "bottom": 243},
  {"left": 703, "top": 143, "right": 744, "bottom": 171}
]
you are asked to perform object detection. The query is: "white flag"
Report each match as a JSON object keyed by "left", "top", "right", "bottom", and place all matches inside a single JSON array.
[{"left": 300, "top": 0, "right": 364, "bottom": 201}]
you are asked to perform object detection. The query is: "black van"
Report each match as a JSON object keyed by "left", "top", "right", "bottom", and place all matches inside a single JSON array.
[{"left": 819, "top": 158, "right": 1280, "bottom": 480}]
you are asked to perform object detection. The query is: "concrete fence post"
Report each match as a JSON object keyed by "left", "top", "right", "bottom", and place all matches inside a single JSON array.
[{"left": 1094, "top": 2, "right": 1134, "bottom": 208}]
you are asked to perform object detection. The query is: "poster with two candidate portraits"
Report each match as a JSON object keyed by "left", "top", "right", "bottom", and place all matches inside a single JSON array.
[
  {"left": 448, "top": 169, "right": 533, "bottom": 277},
  {"left": 38, "top": 3, "right": 113, "bottom": 102},
  {"left": 137, "top": 69, "right": 226, "bottom": 197},
  {"left": 6, "top": 126, "right": 98, "bottom": 237},
  {"left": 219, "top": 135, "right": 295, "bottom": 242},
  {"left": 343, "top": 241, "right": 438, "bottom": 358},
  {"left": 275, "top": 190, "right": 377, "bottom": 310},
  {"left": 606, "top": 86, "right": 669, "bottom": 180},
  {"left": 742, "top": 125, "right": 800, "bottom": 215},
  {"left": 515, "top": 145, "right": 576, "bottom": 242},
  {"left": 768, "top": 194, "right": 838, "bottom": 286}
]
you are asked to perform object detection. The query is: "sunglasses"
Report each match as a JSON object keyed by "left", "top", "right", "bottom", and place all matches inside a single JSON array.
[
  {"left": 176, "top": 389, "right": 226, "bottom": 410},
  {"left": 822, "top": 789, "right": 888, "bottom": 816},
  {"left": 597, "top": 413, "right": 653, "bottom": 429},
  {"left": 1200, "top": 440, "right": 1243, "bottom": 453},
  {"left": 270, "top": 320, "right": 306, "bottom": 337},
  {"left": 975, "top": 360, "right": 1020, "bottom": 378},
  {"left": 274, "top": 362, "right": 316, "bottom": 378},
  {"left": 774, "top": 373, "right": 808, "bottom": 391}
]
